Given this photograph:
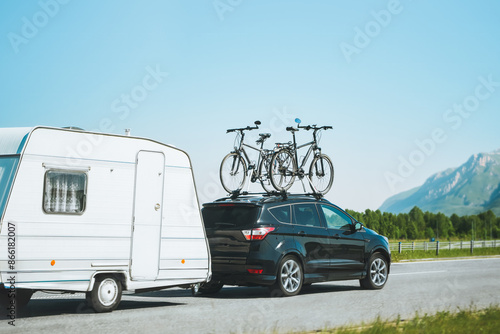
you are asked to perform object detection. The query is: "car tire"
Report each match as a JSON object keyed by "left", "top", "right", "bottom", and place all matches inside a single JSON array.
[
  {"left": 360, "top": 253, "right": 388, "bottom": 289},
  {"left": 270, "top": 255, "right": 303, "bottom": 297},
  {"left": 87, "top": 275, "right": 122, "bottom": 313}
]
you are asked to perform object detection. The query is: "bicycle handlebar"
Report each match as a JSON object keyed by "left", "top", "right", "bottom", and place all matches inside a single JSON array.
[
  {"left": 297, "top": 124, "right": 333, "bottom": 131},
  {"left": 226, "top": 125, "right": 258, "bottom": 133},
  {"left": 226, "top": 120, "right": 261, "bottom": 133},
  {"left": 226, "top": 122, "right": 331, "bottom": 133}
]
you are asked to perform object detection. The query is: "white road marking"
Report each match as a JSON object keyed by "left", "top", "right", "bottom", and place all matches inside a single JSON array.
[
  {"left": 391, "top": 270, "right": 447, "bottom": 276},
  {"left": 394, "top": 256, "right": 500, "bottom": 265}
]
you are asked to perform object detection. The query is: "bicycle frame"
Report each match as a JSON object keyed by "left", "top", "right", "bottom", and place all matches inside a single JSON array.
[
  {"left": 233, "top": 131, "right": 268, "bottom": 179},
  {"left": 295, "top": 141, "right": 316, "bottom": 170},
  {"left": 289, "top": 130, "right": 322, "bottom": 174}
]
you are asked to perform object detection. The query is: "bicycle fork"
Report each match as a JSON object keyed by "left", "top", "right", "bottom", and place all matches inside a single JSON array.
[{"left": 230, "top": 152, "right": 242, "bottom": 176}]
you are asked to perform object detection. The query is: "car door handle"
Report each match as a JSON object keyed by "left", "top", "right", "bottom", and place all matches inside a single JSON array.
[
  {"left": 334, "top": 234, "right": 340, "bottom": 239},
  {"left": 298, "top": 231, "right": 307, "bottom": 236}
]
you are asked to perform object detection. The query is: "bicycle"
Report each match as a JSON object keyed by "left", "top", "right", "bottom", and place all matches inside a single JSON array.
[
  {"left": 219, "top": 121, "right": 275, "bottom": 194},
  {"left": 269, "top": 118, "right": 334, "bottom": 195}
]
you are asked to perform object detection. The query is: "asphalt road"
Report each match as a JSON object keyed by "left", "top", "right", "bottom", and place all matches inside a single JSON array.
[{"left": 2, "top": 257, "right": 500, "bottom": 334}]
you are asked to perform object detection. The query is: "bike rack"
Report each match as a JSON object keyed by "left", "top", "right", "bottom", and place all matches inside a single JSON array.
[{"left": 224, "top": 188, "right": 322, "bottom": 200}]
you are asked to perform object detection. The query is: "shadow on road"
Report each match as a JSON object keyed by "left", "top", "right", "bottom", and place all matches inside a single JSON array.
[
  {"left": 12, "top": 283, "right": 362, "bottom": 318},
  {"left": 14, "top": 297, "right": 184, "bottom": 319},
  {"left": 196, "top": 282, "right": 362, "bottom": 299}
]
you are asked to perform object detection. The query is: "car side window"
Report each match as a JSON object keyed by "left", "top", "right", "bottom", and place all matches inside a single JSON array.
[
  {"left": 268, "top": 205, "right": 291, "bottom": 224},
  {"left": 293, "top": 204, "right": 322, "bottom": 227},
  {"left": 320, "top": 205, "right": 352, "bottom": 230}
]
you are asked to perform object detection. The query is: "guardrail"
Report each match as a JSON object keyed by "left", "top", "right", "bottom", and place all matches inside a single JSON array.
[{"left": 390, "top": 240, "right": 500, "bottom": 255}]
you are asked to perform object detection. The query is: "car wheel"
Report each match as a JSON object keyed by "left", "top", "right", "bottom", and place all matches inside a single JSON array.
[
  {"left": 87, "top": 275, "right": 122, "bottom": 312},
  {"left": 270, "top": 255, "right": 303, "bottom": 297},
  {"left": 360, "top": 253, "right": 388, "bottom": 289}
]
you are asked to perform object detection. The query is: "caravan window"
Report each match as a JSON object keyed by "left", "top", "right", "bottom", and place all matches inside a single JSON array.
[{"left": 43, "top": 170, "right": 87, "bottom": 214}]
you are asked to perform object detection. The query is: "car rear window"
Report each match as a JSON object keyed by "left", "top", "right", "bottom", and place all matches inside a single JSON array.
[
  {"left": 268, "top": 205, "right": 291, "bottom": 224},
  {"left": 202, "top": 205, "right": 260, "bottom": 229}
]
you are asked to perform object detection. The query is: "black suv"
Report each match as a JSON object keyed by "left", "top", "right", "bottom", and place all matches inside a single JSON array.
[{"left": 199, "top": 194, "right": 390, "bottom": 296}]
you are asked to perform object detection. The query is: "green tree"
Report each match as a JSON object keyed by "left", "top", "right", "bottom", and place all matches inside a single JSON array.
[{"left": 409, "top": 207, "right": 426, "bottom": 239}]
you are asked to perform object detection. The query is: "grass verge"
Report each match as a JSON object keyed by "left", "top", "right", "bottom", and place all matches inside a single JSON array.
[
  {"left": 391, "top": 247, "right": 500, "bottom": 262},
  {"left": 314, "top": 305, "right": 500, "bottom": 334}
]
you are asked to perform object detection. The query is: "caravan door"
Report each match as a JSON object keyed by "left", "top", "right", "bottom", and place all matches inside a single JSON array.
[{"left": 130, "top": 151, "right": 165, "bottom": 280}]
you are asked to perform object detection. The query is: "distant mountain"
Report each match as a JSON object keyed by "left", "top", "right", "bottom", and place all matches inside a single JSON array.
[{"left": 379, "top": 149, "right": 500, "bottom": 216}]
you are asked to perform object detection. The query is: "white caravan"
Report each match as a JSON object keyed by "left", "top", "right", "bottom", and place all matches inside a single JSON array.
[{"left": 0, "top": 127, "right": 211, "bottom": 312}]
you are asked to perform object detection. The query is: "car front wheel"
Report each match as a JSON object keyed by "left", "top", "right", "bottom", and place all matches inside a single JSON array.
[{"left": 360, "top": 253, "right": 388, "bottom": 289}]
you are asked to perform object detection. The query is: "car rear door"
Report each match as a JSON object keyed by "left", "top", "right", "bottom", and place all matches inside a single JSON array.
[{"left": 292, "top": 203, "right": 330, "bottom": 278}]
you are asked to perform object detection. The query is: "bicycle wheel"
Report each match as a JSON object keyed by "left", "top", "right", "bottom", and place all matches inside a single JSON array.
[
  {"left": 258, "top": 153, "right": 274, "bottom": 193},
  {"left": 270, "top": 149, "right": 296, "bottom": 192},
  {"left": 220, "top": 152, "right": 247, "bottom": 193},
  {"left": 308, "top": 154, "right": 334, "bottom": 195}
]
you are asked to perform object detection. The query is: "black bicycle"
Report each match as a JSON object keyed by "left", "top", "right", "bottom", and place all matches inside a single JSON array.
[
  {"left": 219, "top": 121, "right": 274, "bottom": 193},
  {"left": 269, "top": 118, "right": 334, "bottom": 195}
]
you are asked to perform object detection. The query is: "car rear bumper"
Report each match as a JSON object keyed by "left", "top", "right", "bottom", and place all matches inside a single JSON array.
[{"left": 211, "top": 263, "right": 276, "bottom": 286}]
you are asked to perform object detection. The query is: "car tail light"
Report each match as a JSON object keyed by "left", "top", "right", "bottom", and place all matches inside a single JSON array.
[
  {"left": 247, "top": 269, "right": 263, "bottom": 274},
  {"left": 241, "top": 227, "right": 275, "bottom": 241}
]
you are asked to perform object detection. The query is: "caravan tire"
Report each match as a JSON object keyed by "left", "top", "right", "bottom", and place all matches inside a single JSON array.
[
  {"left": 87, "top": 275, "right": 122, "bottom": 313},
  {"left": 16, "top": 289, "right": 33, "bottom": 308},
  {"left": 0, "top": 286, "right": 32, "bottom": 309}
]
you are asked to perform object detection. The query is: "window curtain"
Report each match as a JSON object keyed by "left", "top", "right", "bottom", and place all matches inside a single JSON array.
[{"left": 44, "top": 172, "right": 85, "bottom": 213}]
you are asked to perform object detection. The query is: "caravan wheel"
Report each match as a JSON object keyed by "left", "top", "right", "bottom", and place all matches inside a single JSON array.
[{"left": 87, "top": 275, "right": 122, "bottom": 313}]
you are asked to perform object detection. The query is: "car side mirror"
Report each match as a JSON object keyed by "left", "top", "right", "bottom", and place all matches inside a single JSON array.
[{"left": 354, "top": 222, "right": 363, "bottom": 231}]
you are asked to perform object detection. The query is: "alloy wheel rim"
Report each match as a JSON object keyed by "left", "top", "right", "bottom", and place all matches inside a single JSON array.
[
  {"left": 280, "top": 260, "right": 301, "bottom": 293},
  {"left": 370, "top": 258, "right": 387, "bottom": 286}
]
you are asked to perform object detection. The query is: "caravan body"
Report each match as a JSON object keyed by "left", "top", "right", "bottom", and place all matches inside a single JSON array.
[{"left": 0, "top": 127, "right": 211, "bottom": 311}]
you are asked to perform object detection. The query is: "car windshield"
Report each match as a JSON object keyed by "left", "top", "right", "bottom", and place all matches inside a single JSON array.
[
  {"left": 202, "top": 205, "right": 260, "bottom": 229},
  {"left": 0, "top": 155, "right": 20, "bottom": 220}
]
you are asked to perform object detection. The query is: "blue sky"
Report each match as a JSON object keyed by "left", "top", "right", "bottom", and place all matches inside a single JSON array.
[{"left": 1, "top": 0, "right": 500, "bottom": 211}]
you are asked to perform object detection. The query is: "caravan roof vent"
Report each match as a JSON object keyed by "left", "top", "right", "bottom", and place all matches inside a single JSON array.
[{"left": 62, "top": 126, "right": 85, "bottom": 131}]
